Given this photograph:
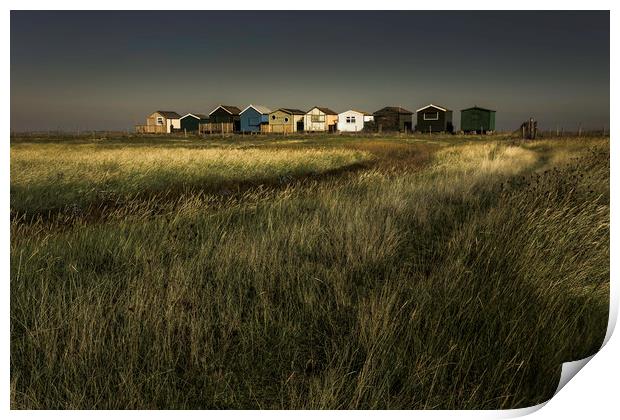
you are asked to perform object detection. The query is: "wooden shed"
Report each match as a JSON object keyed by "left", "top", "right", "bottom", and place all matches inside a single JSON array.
[
  {"left": 373, "top": 107, "right": 413, "bottom": 132},
  {"left": 136, "top": 111, "right": 181, "bottom": 134},
  {"left": 460, "top": 106, "right": 496, "bottom": 134},
  {"left": 180, "top": 113, "right": 208, "bottom": 132},
  {"left": 337, "top": 110, "right": 374, "bottom": 132},
  {"left": 202, "top": 105, "right": 241, "bottom": 133},
  {"left": 303, "top": 107, "right": 338, "bottom": 132},
  {"left": 415, "top": 104, "right": 453, "bottom": 133},
  {"left": 240, "top": 105, "right": 272, "bottom": 133},
  {"left": 266, "top": 108, "right": 306, "bottom": 133}
]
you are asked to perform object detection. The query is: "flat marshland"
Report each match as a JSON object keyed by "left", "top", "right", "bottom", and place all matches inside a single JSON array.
[{"left": 10, "top": 134, "right": 609, "bottom": 409}]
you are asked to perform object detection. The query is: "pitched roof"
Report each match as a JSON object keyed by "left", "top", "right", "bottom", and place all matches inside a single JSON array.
[
  {"left": 461, "top": 106, "right": 495, "bottom": 112},
  {"left": 209, "top": 105, "right": 242, "bottom": 115},
  {"left": 373, "top": 106, "right": 413, "bottom": 115},
  {"left": 181, "top": 113, "right": 209, "bottom": 120},
  {"left": 155, "top": 110, "right": 181, "bottom": 119},
  {"left": 309, "top": 106, "right": 338, "bottom": 115},
  {"left": 339, "top": 109, "right": 372, "bottom": 116},
  {"left": 416, "top": 104, "right": 451, "bottom": 112},
  {"left": 276, "top": 108, "right": 306, "bottom": 115},
  {"left": 240, "top": 104, "right": 272, "bottom": 115}
]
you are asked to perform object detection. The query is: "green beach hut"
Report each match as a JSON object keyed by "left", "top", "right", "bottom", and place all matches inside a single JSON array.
[{"left": 460, "top": 106, "right": 496, "bottom": 134}]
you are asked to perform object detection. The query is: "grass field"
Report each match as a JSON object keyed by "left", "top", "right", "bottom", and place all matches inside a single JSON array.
[{"left": 10, "top": 133, "right": 609, "bottom": 409}]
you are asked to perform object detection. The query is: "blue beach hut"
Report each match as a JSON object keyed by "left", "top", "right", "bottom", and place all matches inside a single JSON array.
[{"left": 240, "top": 105, "right": 272, "bottom": 133}]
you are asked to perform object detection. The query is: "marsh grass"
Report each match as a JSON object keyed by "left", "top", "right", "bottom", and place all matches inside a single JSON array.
[{"left": 10, "top": 135, "right": 609, "bottom": 409}]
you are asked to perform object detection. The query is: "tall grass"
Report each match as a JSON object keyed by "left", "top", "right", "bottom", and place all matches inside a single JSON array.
[{"left": 10, "top": 136, "right": 609, "bottom": 409}]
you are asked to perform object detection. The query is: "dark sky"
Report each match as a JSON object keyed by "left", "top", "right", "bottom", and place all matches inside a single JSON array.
[{"left": 11, "top": 11, "right": 609, "bottom": 131}]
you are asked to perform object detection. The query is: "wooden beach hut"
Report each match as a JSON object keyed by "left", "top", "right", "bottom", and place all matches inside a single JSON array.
[
  {"left": 303, "top": 107, "right": 338, "bottom": 132},
  {"left": 460, "top": 106, "right": 496, "bottom": 133},
  {"left": 135, "top": 111, "right": 181, "bottom": 133},
  {"left": 415, "top": 104, "right": 453, "bottom": 133},
  {"left": 240, "top": 105, "right": 272, "bottom": 133},
  {"left": 202, "top": 105, "right": 241, "bottom": 133},
  {"left": 373, "top": 107, "right": 413, "bottom": 132},
  {"left": 266, "top": 108, "right": 306, "bottom": 133},
  {"left": 337, "top": 110, "right": 374, "bottom": 132},
  {"left": 180, "top": 113, "right": 208, "bottom": 132}
]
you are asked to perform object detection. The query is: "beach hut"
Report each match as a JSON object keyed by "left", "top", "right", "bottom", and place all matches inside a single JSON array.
[
  {"left": 337, "top": 110, "right": 374, "bottom": 132},
  {"left": 415, "top": 104, "right": 453, "bottom": 133},
  {"left": 136, "top": 111, "right": 181, "bottom": 133},
  {"left": 266, "top": 108, "right": 306, "bottom": 133},
  {"left": 180, "top": 113, "right": 208, "bottom": 132},
  {"left": 203, "top": 105, "right": 241, "bottom": 133},
  {"left": 303, "top": 107, "right": 338, "bottom": 132},
  {"left": 460, "top": 106, "right": 496, "bottom": 133},
  {"left": 240, "top": 105, "right": 272, "bottom": 133},
  {"left": 373, "top": 107, "right": 413, "bottom": 132}
]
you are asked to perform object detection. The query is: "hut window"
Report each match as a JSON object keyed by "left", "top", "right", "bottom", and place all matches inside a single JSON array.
[
  {"left": 156, "top": 117, "right": 164, "bottom": 125},
  {"left": 271, "top": 115, "right": 276, "bottom": 120},
  {"left": 311, "top": 115, "right": 325, "bottom": 123},
  {"left": 423, "top": 112, "right": 439, "bottom": 120},
  {"left": 346, "top": 116, "right": 356, "bottom": 124},
  {"left": 284, "top": 117, "right": 289, "bottom": 122}
]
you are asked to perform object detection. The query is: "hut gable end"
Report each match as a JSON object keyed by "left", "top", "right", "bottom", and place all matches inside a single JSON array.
[
  {"left": 208, "top": 105, "right": 241, "bottom": 130},
  {"left": 304, "top": 106, "right": 338, "bottom": 132},
  {"left": 415, "top": 104, "right": 453, "bottom": 133},
  {"left": 337, "top": 109, "right": 374, "bottom": 132},
  {"left": 267, "top": 108, "right": 305, "bottom": 133},
  {"left": 180, "top": 113, "right": 208, "bottom": 132},
  {"left": 140, "top": 110, "right": 181, "bottom": 133},
  {"left": 372, "top": 106, "right": 413, "bottom": 132},
  {"left": 240, "top": 105, "right": 272, "bottom": 133},
  {"left": 460, "top": 106, "right": 496, "bottom": 133}
]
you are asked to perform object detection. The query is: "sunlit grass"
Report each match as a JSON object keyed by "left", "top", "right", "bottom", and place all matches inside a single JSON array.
[{"left": 11, "top": 143, "right": 370, "bottom": 215}]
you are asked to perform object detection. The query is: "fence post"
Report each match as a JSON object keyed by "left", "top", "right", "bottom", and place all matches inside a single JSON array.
[{"left": 578, "top": 123, "right": 582, "bottom": 137}]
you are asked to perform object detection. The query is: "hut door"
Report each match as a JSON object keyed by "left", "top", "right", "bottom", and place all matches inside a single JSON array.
[
  {"left": 471, "top": 113, "right": 480, "bottom": 132},
  {"left": 297, "top": 120, "right": 304, "bottom": 131}
]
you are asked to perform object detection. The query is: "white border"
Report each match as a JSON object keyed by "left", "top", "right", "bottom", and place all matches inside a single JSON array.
[
  {"left": 4, "top": 4, "right": 616, "bottom": 419},
  {"left": 208, "top": 104, "right": 233, "bottom": 116},
  {"left": 240, "top": 105, "right": 272, "bottom": 115},
  {"left": 423, "top": 111, "right": 440, "bottom": 120},
  {"left": 416, "top": 104, "right": 448, "bottom": 113}
]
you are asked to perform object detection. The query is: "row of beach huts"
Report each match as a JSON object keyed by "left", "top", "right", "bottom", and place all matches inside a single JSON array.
[{"left": 135, "top": 104, "right": 496, "bottom": 135}]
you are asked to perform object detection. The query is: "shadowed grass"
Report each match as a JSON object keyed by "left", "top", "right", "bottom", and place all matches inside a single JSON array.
[{"left": 10, "top": 135, "right": 609, "bottom": 409}]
